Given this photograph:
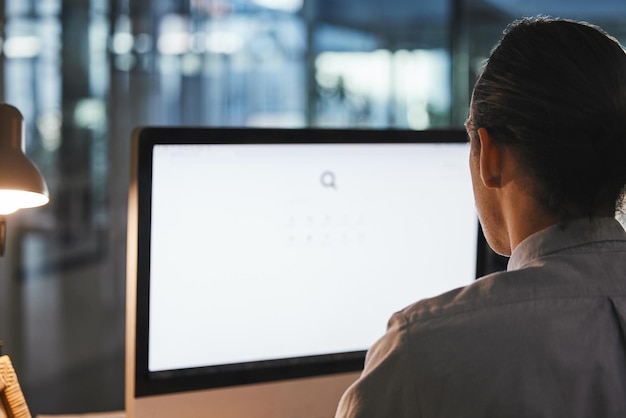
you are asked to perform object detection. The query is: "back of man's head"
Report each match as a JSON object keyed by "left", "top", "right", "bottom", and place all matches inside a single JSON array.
[{"left": 471, "top": 16, "right": 626, "bottom": 221}]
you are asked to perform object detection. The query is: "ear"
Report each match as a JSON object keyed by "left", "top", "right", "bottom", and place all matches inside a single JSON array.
[{"left": 477, "top": 127, "right": 503, "bottom": 188}]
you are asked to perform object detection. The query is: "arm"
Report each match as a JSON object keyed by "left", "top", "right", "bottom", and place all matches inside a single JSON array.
[{"left": 334, "top": 313, "right": 420, "bottom": 418}]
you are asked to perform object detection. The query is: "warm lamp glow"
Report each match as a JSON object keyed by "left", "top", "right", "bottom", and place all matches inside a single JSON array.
[{"left": 0, "top": 190, "right": 49, "bottom": 215}]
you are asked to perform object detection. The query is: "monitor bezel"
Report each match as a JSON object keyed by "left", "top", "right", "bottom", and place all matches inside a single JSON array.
[{"left": 131, "top": 127, "right": 485, "bottom": 398}]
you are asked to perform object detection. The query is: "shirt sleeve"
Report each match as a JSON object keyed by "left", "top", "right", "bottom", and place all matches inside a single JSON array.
[{"left": 334, "top": 312, "right": 420, "bottom": 418}]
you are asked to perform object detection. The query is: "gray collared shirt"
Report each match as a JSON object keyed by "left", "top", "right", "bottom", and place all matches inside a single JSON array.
[{"left": 335, "top": 217, "right": 626, "bottom": 418}]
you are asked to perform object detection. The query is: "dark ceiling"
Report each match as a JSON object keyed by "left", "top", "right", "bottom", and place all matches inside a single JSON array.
[
  {"left": 315, "top": 0, "right": 626, "bottom": 30},
  {"left": 312, "top": 0, "right": 626, "bottom": 49}
]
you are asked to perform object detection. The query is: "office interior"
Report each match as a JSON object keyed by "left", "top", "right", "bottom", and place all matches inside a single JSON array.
[{"left": 0, "top": 0, "right": 625, "bottom": 415}]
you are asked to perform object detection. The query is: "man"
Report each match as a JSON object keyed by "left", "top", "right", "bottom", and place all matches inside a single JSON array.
[{"left": 335, "top": 17, "right": 626, "bottom": 417}]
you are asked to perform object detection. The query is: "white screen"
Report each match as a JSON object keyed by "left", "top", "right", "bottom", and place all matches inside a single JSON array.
[{"left": 148, "top": 142, "right": 477, "bottom": 372}]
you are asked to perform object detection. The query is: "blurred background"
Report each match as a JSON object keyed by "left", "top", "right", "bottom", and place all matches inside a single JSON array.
[{"left": 0, "top": 0, "right": 625, "bottom": 414}]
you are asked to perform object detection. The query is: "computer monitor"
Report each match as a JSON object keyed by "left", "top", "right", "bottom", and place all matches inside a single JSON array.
[{"left": 126, "top": 127, "right": 485, "bottom": 418}]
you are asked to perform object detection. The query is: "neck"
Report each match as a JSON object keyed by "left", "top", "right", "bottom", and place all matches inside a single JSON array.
[{"left": 500, "top": 183, "right": 559, "bottom": 254}]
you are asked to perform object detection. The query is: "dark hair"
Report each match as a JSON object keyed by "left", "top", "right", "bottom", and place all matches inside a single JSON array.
[{"left": 471, "top": 16, "right": 626, "bottom": 220}]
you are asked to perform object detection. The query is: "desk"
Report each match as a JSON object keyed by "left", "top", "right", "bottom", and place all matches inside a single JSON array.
[{"left": 37, "top": 412, "right": 125, "bottom": 418}]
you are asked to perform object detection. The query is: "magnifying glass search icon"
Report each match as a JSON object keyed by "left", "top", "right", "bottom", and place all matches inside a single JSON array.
[{"left": 320, "top": 171, "right": 337, "bottom": 189}]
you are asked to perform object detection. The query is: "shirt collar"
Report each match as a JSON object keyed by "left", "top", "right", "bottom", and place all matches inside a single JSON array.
[{"left": 507, "top": 217, "right": 626, "bottom": 271}]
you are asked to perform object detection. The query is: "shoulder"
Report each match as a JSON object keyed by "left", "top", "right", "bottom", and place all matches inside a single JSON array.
[
  {"left": 335, "top": 275, "right": 509, "bottom": 418},
  {"left": 390, "top": 269, "right": 518, "bottom": 327},
  {"left": 396, "top": 244, "right": 626, "bottom": 330}
]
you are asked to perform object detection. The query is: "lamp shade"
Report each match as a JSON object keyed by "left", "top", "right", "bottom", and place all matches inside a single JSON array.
[{"left": 0, "top": 104, "right": 49, "bottom": 215}]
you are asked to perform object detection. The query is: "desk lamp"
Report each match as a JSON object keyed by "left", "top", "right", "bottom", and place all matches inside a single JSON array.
[
  {"left": 0, "top": 103, "right": 49, "bottom": 256},
  {"left": 0, "top": 103, "right": 46, "bottom": 417}
]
